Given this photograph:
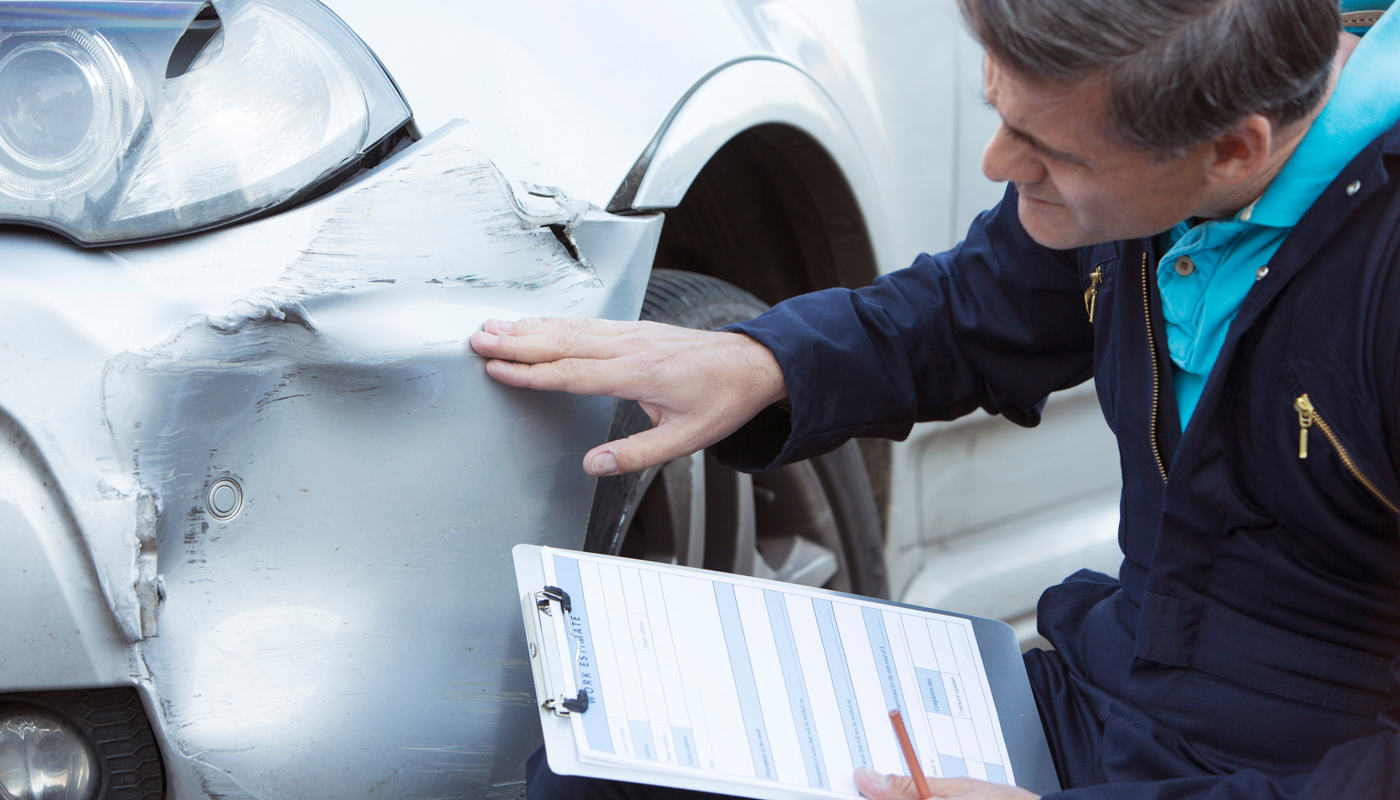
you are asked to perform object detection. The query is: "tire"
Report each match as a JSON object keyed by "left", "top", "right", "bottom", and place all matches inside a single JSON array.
[{"left": 584, "top": 269, "right": 889, "bottom": 598}]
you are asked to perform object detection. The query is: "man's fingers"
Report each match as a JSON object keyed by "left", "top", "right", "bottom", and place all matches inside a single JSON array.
[
  {"left": 853, "top": 768, "right": 923, "bottom": 799},
  {"left": 482, "top": 316, "right": 630, "bottom": 338},
  {"left": 853, "top": 770, "right": 1014, "bottom": 800},
  {"left": 583, "top": 425, "right": 712, "bottom": 476},
  {"left": 925, "top": 777, "right": 1039, "bottom": 799},
  {"left": 472, "top": 327, "right": 625, "bottom": 364},
  {"left": 472, "top": 317, "right": 667, "bottom": 364},
  {"left": 483, "top": 357, "right": 632, "bottom": 396}
]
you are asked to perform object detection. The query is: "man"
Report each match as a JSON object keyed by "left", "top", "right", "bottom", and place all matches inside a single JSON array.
[{"left": 472, "top": 0, "right": 1400, "bottom": 796}]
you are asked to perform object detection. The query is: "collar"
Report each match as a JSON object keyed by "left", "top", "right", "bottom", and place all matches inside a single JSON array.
[
  {"left": 1247, "top": 4, "right": 1400, "bottom": 228},
  {"left": 1341, "top": 0, "right": 1395, "bottom": 31}
]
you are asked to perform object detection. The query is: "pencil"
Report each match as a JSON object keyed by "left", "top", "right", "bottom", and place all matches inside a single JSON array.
[{"left": 889, "top": 709, "right": 933, "bottom": 799}]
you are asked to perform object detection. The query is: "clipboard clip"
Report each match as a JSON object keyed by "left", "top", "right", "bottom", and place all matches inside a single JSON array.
[
  {"left": 531, "top": 586, "right": 591, "bottom": 717},
  {"left": 544, "top": 689, "right": 590, "bottom": 716},
  {"left": 536, "top": 585, "right": 571, "bottom": 616}
]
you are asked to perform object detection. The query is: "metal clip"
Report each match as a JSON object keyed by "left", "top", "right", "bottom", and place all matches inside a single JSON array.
[
  {"left": 536, "top": 585, "right": 571, "bottom": 616},
  {"left": 531, "top": 585, "right": 592, "bottom": 717},
  {"left": 544, "top": 690, "right": 590, "bottom": 717}
]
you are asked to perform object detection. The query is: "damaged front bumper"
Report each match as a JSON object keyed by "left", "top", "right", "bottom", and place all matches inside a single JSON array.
[{"left": 0, "top": 120, "right": 660, "bottom": 798}]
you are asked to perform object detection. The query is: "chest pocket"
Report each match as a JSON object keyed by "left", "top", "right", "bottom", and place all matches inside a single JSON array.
[{"left": 1278, "top": 351, "right": 1400, "bottom": 527}]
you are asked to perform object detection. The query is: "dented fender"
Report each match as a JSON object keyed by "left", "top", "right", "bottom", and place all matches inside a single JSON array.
[{"left": 0, "top": 120, "right": 661, "bottom": 798}]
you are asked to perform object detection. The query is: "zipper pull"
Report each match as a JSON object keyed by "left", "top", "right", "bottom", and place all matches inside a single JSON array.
[
  {"left": 1295, "top": 394, "right": 1314, "bottom": 459},
  {"left": 1085, "top": 266, "right": 1105, "bottom": 323}
]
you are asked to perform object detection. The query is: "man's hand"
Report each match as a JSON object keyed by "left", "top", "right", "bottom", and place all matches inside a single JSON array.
[
  {"left": 469, "top": 317, "right": 787, "bottom": 476},
  {"left": 853, "top": 768, "right": 1039, "bottom": 800}
]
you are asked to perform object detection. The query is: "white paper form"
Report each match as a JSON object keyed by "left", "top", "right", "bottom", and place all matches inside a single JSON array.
[{"left": 541, "top": 547, "right": 1016, "bottom": 797}]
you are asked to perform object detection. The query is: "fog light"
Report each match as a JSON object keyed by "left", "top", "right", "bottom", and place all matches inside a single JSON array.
[{"left": 0, "top": 706, "right": 98, "bottom": 800}]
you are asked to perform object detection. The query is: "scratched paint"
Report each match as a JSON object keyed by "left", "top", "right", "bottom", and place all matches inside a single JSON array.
[{"left": 0, "top": 118, "right": 661, "bottom": 798}]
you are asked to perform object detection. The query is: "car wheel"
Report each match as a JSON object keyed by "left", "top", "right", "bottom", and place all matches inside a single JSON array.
[{"left": 584, "top": 269, "right": 889, "bottom": 598}]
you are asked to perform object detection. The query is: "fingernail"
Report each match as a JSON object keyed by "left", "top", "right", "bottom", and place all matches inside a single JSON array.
[
  {"left": 494, "top": 319, "right": 514, "bottom": 334},
  {"left": 475, "top": 332, "right": 499, "bottom": 347},
  {"left": 590, "top": 453, "right": 618, "bottom": 476}
]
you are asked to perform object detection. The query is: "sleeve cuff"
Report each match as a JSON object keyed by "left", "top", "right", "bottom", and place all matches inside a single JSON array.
[{"left": 708, "top": 403, "right": 794, "bottom": 473}]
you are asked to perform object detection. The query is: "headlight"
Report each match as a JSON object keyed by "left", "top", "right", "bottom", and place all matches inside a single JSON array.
[
  {"left": 0, "top": 706, "right": 98, "bottom": 800},
  {"left": 0, "top": 0, "right": 412, "bottom": 245}
]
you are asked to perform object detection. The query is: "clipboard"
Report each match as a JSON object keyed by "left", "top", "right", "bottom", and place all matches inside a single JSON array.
[{"left": 514, "top": 544, "right": 1060, "bottom": 798}]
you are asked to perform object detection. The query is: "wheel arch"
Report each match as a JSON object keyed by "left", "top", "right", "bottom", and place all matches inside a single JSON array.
[
  {"left": 608, "top": 58, "right": 886, "bottom": 295},
  {"left": 610, "top": 58, "right": 892, "bottom": 532}
]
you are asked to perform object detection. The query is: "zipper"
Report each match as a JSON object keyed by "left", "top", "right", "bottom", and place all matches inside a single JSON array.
[
  {"left": 1142, "top": 252, "right": 1168, "bottom": 483},
  {"left": 1294, "top": 393, "right": 1400, "bottom": 515},
  {"left": 1084, "top": 264, "right": 1105, "bottom": 323}
]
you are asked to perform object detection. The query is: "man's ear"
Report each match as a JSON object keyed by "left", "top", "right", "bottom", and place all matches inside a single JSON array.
[{"left": 1205, "top": 115, "right": 1273, "bottom": 187}]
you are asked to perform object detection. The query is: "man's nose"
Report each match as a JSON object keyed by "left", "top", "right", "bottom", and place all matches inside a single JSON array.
[{"left": 982, "top": 124, "right": 1045, "bottom": 185}]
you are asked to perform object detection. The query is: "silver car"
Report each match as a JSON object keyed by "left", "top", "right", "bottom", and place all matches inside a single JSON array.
[{"left": 0, "top": 1, "right": 1121, "bottom": 797}]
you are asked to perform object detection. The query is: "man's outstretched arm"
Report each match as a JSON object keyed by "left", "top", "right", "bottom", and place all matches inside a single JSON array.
[{"left": 472, "top": 184, "right": 1094, "bottom": 477}]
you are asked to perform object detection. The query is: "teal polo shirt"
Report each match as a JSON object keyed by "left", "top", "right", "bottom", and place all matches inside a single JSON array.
[{"left": 1159, "top": 3, "right": 1400, "bottom": 429}]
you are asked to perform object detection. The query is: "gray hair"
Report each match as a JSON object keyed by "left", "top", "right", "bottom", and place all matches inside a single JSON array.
[{"left": 959, "top": 0, "right": 1340, "bottom": 155}]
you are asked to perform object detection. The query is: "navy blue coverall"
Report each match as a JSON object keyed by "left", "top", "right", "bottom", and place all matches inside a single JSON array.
[{"left": 526, "top": 123, "right": 1400, "bottom": 800}]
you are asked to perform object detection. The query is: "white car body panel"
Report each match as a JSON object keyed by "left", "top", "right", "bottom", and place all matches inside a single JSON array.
[{"left": 334, "top": 0, "right": 969, "bottom": 265}]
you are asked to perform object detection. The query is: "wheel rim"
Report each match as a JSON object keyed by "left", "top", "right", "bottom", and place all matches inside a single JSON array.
[{"left": 612, "top": 453, "right": 850, "bottom": 590}]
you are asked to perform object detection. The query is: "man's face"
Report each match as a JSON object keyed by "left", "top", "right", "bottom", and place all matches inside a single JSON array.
[{"left": 981, "top": 57, "right": 1214, "bottom": 249}]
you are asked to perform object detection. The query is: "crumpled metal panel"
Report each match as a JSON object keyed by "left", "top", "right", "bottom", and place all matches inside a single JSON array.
[{"left": 0, "top": 120, "right": 660, "bottom": 798}]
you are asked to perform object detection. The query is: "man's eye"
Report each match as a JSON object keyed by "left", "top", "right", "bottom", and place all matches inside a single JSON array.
[{"left": 1006, "top": 127, "right": 1037, "bottom": 147}]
